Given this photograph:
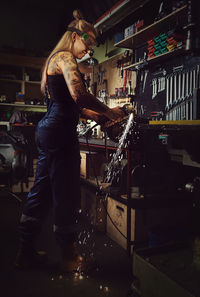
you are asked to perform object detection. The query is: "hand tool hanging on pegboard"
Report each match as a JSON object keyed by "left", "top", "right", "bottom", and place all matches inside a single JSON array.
[
  {"left": 117, "top": 59, "right": 121, "bottom": 77},
  {"left": 98, "top": 65, "right": 102, "bottom": 85},
  {"left": 142, "top": 70, "right": 148, "bottom": 93},
  {"left": 121, "top": 61, "right": 124, "bottom": 78},
  {"left": 128, "top": 71, "right": 133, "bottom": 95},
  {"left": 165, "top": 75, "right": 170, "bottom": 114},
  {"left": 165, "top": 63, "right": 200, "bottom": 121},
  {"left": 123, "top": 70, "right": 130, "bottom": 93}
]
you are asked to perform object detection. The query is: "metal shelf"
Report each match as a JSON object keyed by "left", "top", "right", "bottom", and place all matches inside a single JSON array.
[
  {"left": 0, "top": 78, "right": 22, "bottom": 83},
  {"left": 25, "top": 80, "right": 40, "bottom": 85},
  {"left": 0, "top": 102, "right": 46, "bottom": 112},
  {"left": 114, "top": 5, "right": 187, "bottom": 50},
  {"left": 0, "top": 78, "right": 40, "bottom": 85},
  {"left": 123, "top": 47, "right": 185, "bottom": 70}
]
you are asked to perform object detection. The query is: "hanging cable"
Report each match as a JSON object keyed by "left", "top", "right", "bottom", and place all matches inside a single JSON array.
[{"left": 84, "top": 128, "right": 127, "bottom": 240}]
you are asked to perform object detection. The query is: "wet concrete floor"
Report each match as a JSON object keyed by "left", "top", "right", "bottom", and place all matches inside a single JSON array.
[{"left": 0, "top": 192, "right": 133, "bottom": 297}]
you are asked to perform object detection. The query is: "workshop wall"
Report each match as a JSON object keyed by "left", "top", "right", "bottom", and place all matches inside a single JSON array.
[
  {"left": 93, "top": 38, "right": 124, "bottom": 64},
  {"left": 92, "top": 53, "right": 136, "bottom": 100}
]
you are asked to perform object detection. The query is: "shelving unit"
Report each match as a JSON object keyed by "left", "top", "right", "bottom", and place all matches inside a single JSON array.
[
  {"left": 24, "top": 81, "right": 41, "bottom": 85},
  {"left": 123, "top": 47, "right": 185, "bottom": 70},
  {"left": 0, "top": 78, "right": 23, "bottom": 84},
  {"left": 0, "top": 53, "right": 45, "bottom": 107},
  {"left": 0, "top": 102, "right": 46, "bottom": 112},
  {"left": 0, "top": 78, "right": 41, "bottom": 85},
  {"left": 114, "top": 5, "right": 187, "bottom": 49},
  {"left": 0, "top": 52, "right": 45, "bottom": 69}
]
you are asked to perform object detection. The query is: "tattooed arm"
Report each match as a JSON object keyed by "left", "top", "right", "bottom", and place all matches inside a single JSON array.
[
  {"left": 80, "top": 108, "right": 107, "bottom": 124},
  {"left": 51, "top": 51, "right": 124, "bottom": 120}
]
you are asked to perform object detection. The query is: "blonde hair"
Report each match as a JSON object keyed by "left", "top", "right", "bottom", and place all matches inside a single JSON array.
[{"left": 41, "top": 9, "right": 97, "bottom": 94}]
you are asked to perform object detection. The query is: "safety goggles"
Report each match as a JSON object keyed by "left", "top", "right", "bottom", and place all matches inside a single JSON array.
[{"left": 67, "top": 27, "right": 97, "bottom": 50}]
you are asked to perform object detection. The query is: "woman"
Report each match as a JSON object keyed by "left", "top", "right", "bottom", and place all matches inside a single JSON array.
[{"left": 16, "top": 10, "right": 125, "bottom": 272}]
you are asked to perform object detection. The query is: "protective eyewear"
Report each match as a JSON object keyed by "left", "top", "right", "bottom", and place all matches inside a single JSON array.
[{"left": 67, "top": 27, "right": 96, "bottom": 50}]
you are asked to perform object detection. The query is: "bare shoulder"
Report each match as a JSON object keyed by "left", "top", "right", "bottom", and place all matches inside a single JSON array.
[
  {"left": 56, "top": 51, "right": 77, "bottom": 69},
  {"left": 48, "top": 51, "right": 77, "bottom": 75},
  {"left": 56, "top": 50, "right": 74, "bottom": 60}
]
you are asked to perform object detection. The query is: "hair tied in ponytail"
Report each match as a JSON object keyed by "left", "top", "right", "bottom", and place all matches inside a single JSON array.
[{"left": 73, "top": 9, "right": 84, "bottom": 20}]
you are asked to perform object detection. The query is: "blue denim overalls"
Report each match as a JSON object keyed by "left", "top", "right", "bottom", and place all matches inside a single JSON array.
[{"left": 19, "top": 51, "right": 81, "bottom": 246}]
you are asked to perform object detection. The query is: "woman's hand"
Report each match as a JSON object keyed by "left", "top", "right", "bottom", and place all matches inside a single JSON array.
[
  {"left": 106, "top": 106, "right": 126, "bottom": 121},
  {"left": 80, "top": 108, "right": 107, "bottom": 124}
]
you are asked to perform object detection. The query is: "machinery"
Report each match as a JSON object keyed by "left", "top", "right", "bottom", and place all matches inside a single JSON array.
[{"left": 0, "top": 127, "right": 32, "bottom": 196}]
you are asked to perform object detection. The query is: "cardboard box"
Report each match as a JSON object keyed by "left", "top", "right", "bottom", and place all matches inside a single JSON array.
[
  {"left": 106, "top": 197, "right": 148, "bottom": 251},
  {"left": 124, "top": 24, "right": 135, "bottom": 39},
  {"left": 80, "top": 151, "right": 107, "bottom": 179}
]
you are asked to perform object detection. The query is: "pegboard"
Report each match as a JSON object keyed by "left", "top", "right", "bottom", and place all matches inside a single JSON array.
[
  {"left": 135, "top": 55, "right": 200, "bottom": 120},
  {"left": 91, "top": 54, "right": 136, "bottom": 107}
]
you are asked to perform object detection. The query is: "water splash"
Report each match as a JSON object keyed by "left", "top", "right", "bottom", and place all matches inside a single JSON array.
[
  {"left": 74, "top": 114, "right": 135, "bottom": 277},
  {"left": 104, "top": 113, "right": 134, "bottom": 185}
]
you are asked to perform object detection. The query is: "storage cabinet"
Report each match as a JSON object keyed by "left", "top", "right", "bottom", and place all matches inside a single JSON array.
[
  {"left": 0, "top": 53, "right": 45, "bottom": 103},
  {"left": 0, "top": 53, "right": 47, "bottom": 120},
  {"left": 0, "top": 67, "right": 42, "bottom": 103},
  {"left": 114, "top": 4, "right": 188, "bottom": 70}
]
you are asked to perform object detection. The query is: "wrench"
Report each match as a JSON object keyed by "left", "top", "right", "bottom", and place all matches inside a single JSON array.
[
  {"left": 152, "top": 78, "right": 156, "bottom": 99},
  {"left": 185, "top": 71, "right": 189, "bottom": 99},
  {"left": 158, "top": 77, "right": 161, "bottom": 93},
  {"left": 189, "top": 70, "right": 193, "bottom": 97},
  {"left": 183, "top": 102, "right": 186, "bottom": 120},
  {"left": 142, "top": 70, "right": 148, "bottom": 93},
  {"left": 178, "top": 72, "right": 181, "bottom": 102},
  {"left": 169, "top": 74, "right": 173, "bottom": 107},
  {"left": 193, "top": 68, "right": 196, "bottom": 90},
  {"left": 190, "top": 100, "right": 193, "bottom": 120},
  {"left": 181, "top": 72, "right": 185, "bottom": 101},
  {"left": 166, "top": 75, "right": 170, "bottom": 110},
  {"left": 174, "top": 73, "right": 177, "bottom": 105},
  {"left": 163, "top": 77, "right": 166, "bottom": 90},
  {"left": 178, "top": 105, "right": 181, "bottom": 120}
]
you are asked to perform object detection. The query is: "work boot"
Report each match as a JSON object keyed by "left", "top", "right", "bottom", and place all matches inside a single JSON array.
[
  {"left": 15, "top": 240, "right": 47, "bottom": 269},
  {"left": 60, "top": 242, "right": 95, "bottom": 273}
]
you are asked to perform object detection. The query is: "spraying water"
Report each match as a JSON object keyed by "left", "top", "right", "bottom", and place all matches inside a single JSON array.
[
  {"left": 104, "top": 113, "right": 134, "bottom": 185},
  {"left": 75, "top": 113, "right": 135, "bottom": 276}
]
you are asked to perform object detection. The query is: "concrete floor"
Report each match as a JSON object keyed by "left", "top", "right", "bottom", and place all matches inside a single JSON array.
[{"left": 0, "top": 191, "right": 133, "bottom": 297}]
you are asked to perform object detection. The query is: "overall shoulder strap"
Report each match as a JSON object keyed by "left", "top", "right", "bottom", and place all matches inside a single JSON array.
[
  {"left": 45, "top": 50, "right": 68, "bottom": 99},
  {"left": 46, "top": 50, "right": 68, "bottom": 76}
]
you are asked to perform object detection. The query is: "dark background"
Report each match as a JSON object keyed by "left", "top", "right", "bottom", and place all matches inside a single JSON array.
[{"left": 0, "top": 0, "right": 119, "bottom": 55}]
